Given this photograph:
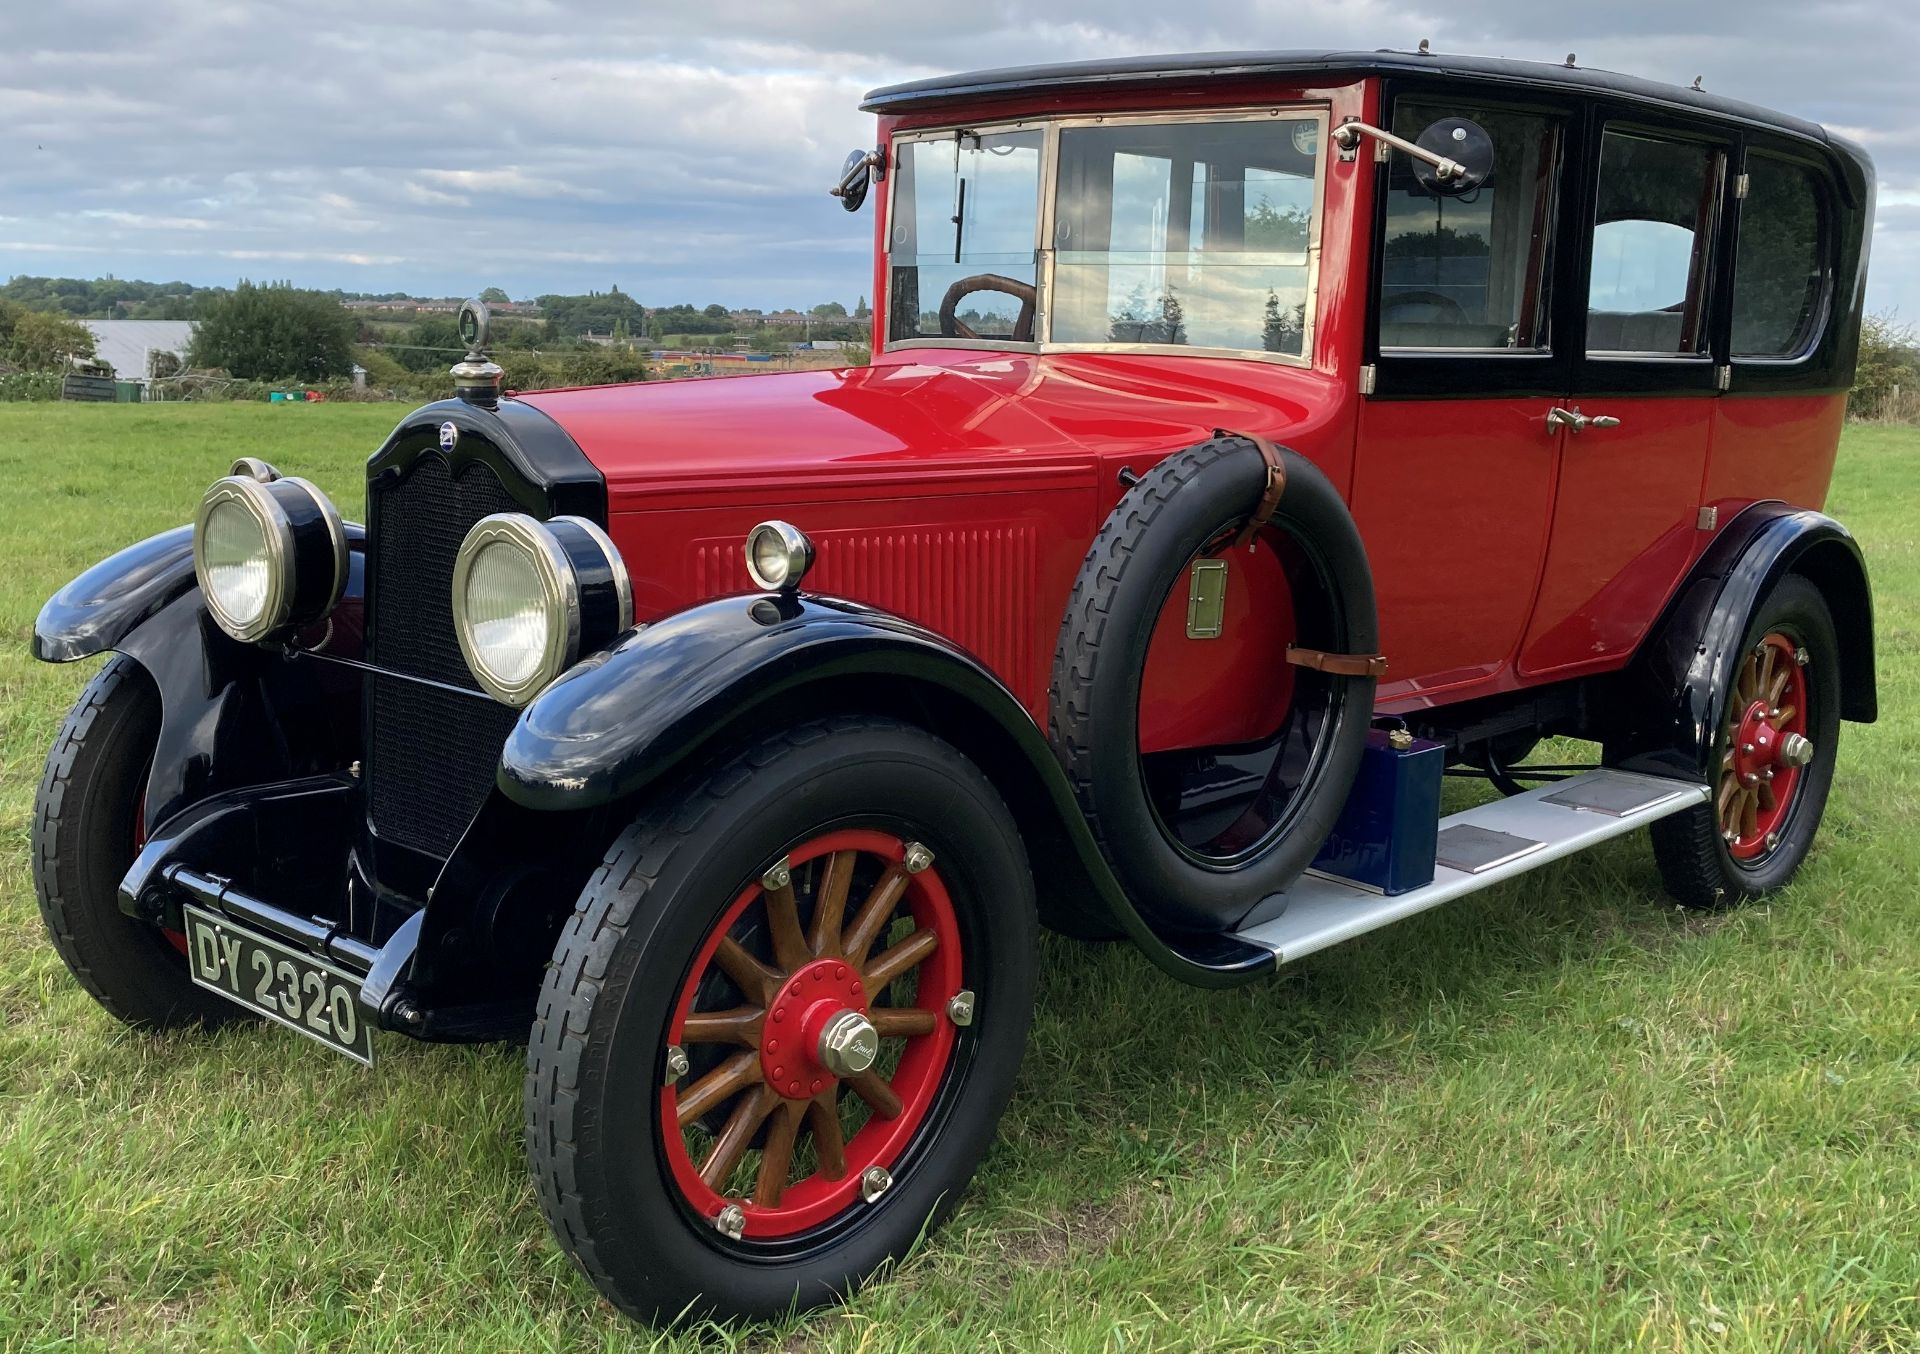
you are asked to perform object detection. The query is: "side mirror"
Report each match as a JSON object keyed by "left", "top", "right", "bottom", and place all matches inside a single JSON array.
[
  {"left": 1411, "top": 117, "right": 1494, "bottom": 197},
  {"left": 830, "top": 149, "right": 879, "bottom": 212}
]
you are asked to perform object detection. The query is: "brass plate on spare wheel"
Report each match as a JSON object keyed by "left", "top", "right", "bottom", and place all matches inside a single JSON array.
[{"left": 1186, "top": 560, "right": 1228, "bottom": 639}]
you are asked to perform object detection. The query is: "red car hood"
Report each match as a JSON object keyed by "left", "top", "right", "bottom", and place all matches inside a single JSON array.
[{"left": 514, "top": 350, "right": 1342, "bottom": 512}]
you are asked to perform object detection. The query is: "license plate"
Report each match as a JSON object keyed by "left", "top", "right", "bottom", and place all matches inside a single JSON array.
[{"left": 181, "top": 904, "right": 374, "bottom": 1064}]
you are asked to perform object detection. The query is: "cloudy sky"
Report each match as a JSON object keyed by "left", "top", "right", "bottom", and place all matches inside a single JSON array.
[{"left": 3, "top": 1, "right": 1916, "bottom": 315}]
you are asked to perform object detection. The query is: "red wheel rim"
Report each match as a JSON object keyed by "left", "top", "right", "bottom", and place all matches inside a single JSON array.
[
  {"left": 660, "top": 830, "right": 964, "bottom": 1239},
  {"left": 1718, "top": 633, "right": 1811, "bottom": 862}
]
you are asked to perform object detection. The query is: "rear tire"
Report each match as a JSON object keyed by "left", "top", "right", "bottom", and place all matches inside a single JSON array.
[
  {"left": 1650, "top": 575, "right": 1841, "bottom": 908},
  {"left": 32, "top": 655, "right": 240, "bottom": 1029},
  {"left": 524, "top": 715, "right": 1036, "bottom": 1322}
]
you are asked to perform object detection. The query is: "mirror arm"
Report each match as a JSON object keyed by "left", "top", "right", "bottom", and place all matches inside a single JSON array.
[
  {"left": 829, "top": 151, "right": 883, "bottom": 199},
  {"left": 1330, "top": 118, "right": 1467, "bottom": 182}
]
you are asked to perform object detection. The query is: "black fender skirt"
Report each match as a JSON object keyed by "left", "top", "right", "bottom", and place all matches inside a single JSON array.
[
  {"left": 499, "top": 593, "right": 1278, "bottom": 988},
  {"left": 1608, "top": 502, "right": 1876, "bottom": 781}
]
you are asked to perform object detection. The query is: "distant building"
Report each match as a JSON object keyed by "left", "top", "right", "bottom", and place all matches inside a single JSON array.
[{"left": 84, "top": 320, "right": 196, "bottom": 385}]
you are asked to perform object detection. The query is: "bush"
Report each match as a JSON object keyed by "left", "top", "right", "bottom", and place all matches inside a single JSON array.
[
  {"left": 4, "top": 309, "right": 96, "bottom": 370},
  {"left": 1850, "top": 312, "right": 1920, "bottom": 421},
  {"left": 0, "top": 371, "right": 64, "bottom": 401},
  {"left": 189, "top": 281, "right": 356, "bottom": 382}
]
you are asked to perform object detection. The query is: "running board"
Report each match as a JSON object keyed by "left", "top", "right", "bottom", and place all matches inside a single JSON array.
[{"left": 1232, "top": 770, "right": 1710, "bottom": 965}]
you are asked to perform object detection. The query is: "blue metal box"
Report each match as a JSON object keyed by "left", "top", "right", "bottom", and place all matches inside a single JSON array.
[{"left": 1309, "top": 728, "right": 1445, "bottom": 895}]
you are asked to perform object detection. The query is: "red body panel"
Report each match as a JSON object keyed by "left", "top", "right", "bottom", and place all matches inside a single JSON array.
[{"left": 516, "top": 71, "right": 1848, "bottom": 741}]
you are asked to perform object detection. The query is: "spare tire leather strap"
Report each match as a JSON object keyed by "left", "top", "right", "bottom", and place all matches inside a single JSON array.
[
  {"left": 1287, "top": 645, "right": 1389, "bottom": 678},
  {"left": 1216, "top": 428, "right": 1288, "bottom": 548}
]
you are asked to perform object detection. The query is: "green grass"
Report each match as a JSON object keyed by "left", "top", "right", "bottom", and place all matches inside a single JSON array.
[{"left": 2, "top": 405, "right": 1917, "bottom": 1351}]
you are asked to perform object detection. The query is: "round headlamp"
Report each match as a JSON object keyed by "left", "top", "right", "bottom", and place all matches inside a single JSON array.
[
  {"left": 452, "top": 513, "right": 632, "bottom": 706},
  {"left": 192, "top": 469, "right": 347, "bottom": 643},
  {"left": 744, "top": 520, "right": 815, "bottom": 592}
]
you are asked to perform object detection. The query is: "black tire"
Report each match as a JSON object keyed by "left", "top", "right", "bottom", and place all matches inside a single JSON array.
[
  {"left": 32, "top": 655, "right": 240, "bottom": 1029},
  {"left": 1651, "top": 574, "right": 1842, "bottom": 907},
  {"left": 524, "top": 715, "right": 1036, "bottom": 1322},
  {"left": 1049, "top": 435, "right": 1378, "bottom": 932}
]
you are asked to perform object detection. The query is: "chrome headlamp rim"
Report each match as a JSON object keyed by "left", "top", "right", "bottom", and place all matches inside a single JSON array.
[
  {"left": 451, "top": 512, "right": 581, "bottom": 707},
  {"left": 192, "top": 475, "right": 297, "bottom": 642},
  {"left": 553, "top": 513, "right": 635, "bottom": 633},
  {"left": 745, "top": 520, "right": 815, "bottom": 592}
]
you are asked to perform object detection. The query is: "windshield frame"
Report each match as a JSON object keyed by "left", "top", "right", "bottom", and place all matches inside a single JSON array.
[{"left": 883, "top": 104, "right": 1331, "bottom": 369}]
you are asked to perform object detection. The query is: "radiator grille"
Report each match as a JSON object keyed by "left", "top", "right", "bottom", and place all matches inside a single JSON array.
[{"left": 365, "top": 455, "right": 525, "bottom": 857}]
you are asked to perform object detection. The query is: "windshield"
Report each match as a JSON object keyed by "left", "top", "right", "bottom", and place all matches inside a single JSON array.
[
  {"left": 887, "top": 130, "right": 1043, "bottom": 341},
  {"left": 886, "top": 111, "right": 1323, "bottom": 358}
]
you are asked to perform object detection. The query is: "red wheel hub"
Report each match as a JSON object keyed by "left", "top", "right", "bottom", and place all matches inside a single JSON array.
[
  {"left": 660, "top": 829, "right": 964, "bottom": 1239},
  {"left": 760, "top": 958, "right": 870, "bottom": 1100},
  {"left": 1718, "top": 633, "right": 1811, "bottom": 861}
]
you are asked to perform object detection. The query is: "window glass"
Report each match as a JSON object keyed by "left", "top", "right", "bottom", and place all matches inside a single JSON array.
[
  {"left": 1379, "top": 103, "right": 1560, "bottom": 350},
  {"left": 1051, "top": 117, "right": 1320, "bottom": 355},
  {"left": 1586, "top": 130, "right": 1722, "bottom": 355},
  {"left": 1731, "top": 155, "right": 1827, "bottom": 357},
  {"left": 887, "top": 130, "right": 1042, "bottom": 342}
]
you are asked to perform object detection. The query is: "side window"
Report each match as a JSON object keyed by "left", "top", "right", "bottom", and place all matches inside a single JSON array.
[
  {"left": 1378, "top": 103, "right": 1561, "bottom": 351},
  {"left": 1050, "top": 116, "right": 1321, "bottom": 355},
  {"left": 887, "top": 130, "right": 1043, "bottom": 342},
  {"left": 1586, "top": 130, "right": 1723, "bottom": 356},
  {"left": 1731, "top": 155, "right": 1828, "bottom": 357}
]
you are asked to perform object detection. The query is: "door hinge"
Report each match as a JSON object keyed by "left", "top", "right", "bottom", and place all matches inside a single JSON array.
[
  {"left": 1715, "top": 364, "right": 1732, "bottom": 391},
  {"left": 1734, "top": 172, "right": 1750, "bottom": 199},
  {"left": 1358, "top": 364, "right": 1377, "bottom": 396}
]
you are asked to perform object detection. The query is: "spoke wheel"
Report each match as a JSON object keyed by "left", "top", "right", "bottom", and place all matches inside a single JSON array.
[
  {"left": 1716, "top": 632, "right": 1811, "bottom": 863},
  {"left": 662, "top": 829, "right": 964, "bottom": 1241}
]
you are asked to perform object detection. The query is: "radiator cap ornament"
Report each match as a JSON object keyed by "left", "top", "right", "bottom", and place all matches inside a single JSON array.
[{"left": 450, "top": 298, "right": 503, "bottom": 410}]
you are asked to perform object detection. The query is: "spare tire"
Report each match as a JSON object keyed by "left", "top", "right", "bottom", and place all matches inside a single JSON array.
[{"left": 1048, "top": 435, "right": 1379, "bottom": 934}]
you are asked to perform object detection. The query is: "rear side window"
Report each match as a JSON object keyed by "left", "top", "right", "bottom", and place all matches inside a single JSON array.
[
  {"left": 1731, "top": 155, "right": 1828, "bottom": 357},
  {"left": 1586, "top": 129, "right": 1724, "bottom": 356},
  {"left": 1377, "top": 102, "right": 1561, "bottom": 351}
]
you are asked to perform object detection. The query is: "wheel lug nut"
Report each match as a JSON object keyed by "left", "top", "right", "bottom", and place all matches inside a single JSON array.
[
  {"left": 664, "top": 1045, "right": 689, "bottom": 1085},
  {"left": 1794, "top": 647, "right": 1810, "bottom": 667},
  {"left": 714, "top": 1203, "right": 746, "bottom": 1239},
  {"left": 860, "top": 1166, "right": 893, "bottom": 1203},
  {"left": 761, "top": 858, "right": 791, "bottom": 891},
  {"left": 1740, "top": 742, "right": 1754, "bottom": 754},
  {"left": 947, "top": 989, "right": 976, "bottom": 1027},
  {"left": 903, "top": 841, "right": 934, "bottom": 874},
  {"left": 1765, "top": 830, "right": 1780, "bottom": 849}
]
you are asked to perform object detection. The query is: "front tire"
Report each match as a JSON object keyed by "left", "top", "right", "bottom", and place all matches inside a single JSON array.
[
  {"left": 524, "top": 716, "right": 1037, "bottom": 1322},
  {"left": 32, "top": 655, "right": 240, "bottom": 1029},
  {"left": 1650, "top": 574, "right": 1842, "bottom": 907}
]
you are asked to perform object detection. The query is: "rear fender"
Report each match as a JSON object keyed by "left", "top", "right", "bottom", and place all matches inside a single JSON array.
[
  {"left": 1608, "top": 503, "right": 1874, "bottom": 780},
  {"left": 499, "top": 593, "right": 1276, "bottom": 988}
]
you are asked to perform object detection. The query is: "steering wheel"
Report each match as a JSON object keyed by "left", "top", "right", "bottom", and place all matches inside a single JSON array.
[
  {"left": 938, "top": 274, "right": 1038, "bottom": 341},
  {"left": 1380, "top": 289, "right": 1466, "bottom": 323}
]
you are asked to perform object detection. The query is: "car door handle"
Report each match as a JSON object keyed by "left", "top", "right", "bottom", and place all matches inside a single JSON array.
[{"left": 1546, "top": 406, "right": 1623, "bottom": 434}]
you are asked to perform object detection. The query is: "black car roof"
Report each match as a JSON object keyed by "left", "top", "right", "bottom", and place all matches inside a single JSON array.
[{"left": 862, "top": 48, "right": 1857, "bottom": 158}]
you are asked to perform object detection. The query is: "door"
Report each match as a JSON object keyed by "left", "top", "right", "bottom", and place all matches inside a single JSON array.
[
  {"left": 1350, "top": 94, "right": 1570, "bottom": 702},
  {"left": 1518, "top": 123, "right": 1730, "bottom": 676}
]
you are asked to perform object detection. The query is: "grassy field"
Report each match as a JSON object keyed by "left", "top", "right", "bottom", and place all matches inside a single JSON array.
[{"left": 0, "top": 404, "right": 1916, "bottom": 1352}]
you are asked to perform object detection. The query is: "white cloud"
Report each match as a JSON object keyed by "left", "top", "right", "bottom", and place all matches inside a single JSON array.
[{"left": 0, "top": 0, "right": 1915, "bottom": 314}]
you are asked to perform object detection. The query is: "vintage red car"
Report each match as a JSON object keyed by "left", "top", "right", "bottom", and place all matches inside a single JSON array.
[{"left": 31, "top": 49, "right": 1875, "bottom": 1322}]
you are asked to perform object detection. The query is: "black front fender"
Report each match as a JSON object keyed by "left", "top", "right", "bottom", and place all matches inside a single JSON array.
[
  {"left": 1609, "top": 502, "right": 1875, "bottom": 780},
  {"left": 499, "top": 593, "right": 1277, "bottom": 988},
  {"left": 34, "top": 526, "right": 199, "bottom": 663}
]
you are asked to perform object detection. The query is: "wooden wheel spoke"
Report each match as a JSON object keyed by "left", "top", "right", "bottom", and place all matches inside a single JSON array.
[
  {"left": 864, "top": 927, "right": 939, "bottom": 994},
  {"left": 1757, "top": 644, "right": 1777, "bottom": 702},
  {"left": 804, "top": 1090, "right": 847, "bottom": 1180},
  {"left": 848, "top": 1069, "right": 903, "bottom": 1119},
  {"left": 1717, "top": 775, "right": 1738, "bottom": 822},
  {"left": 1769, "top": 704, "right": 1796, "bottom": 730},
  {"left": 1740, "top": 787, "right": 1759, "bottom": 838},
  {"left": 1734, "top": 655, "right": 1757, "bottom": 706},
  {"left": 676, "top": 1050, "right": 761, "bottom": 1128},
  {"left": 714, "top": 936, "right": 781, "bottom": 1004},
  {"left": 753, "top": 1100, "right": 803, "bottom": 1206},
  {"left": 872, "top": 1007, "right": 937, "bottom": 1038},
  {"left": 808, "top": 850, "right": 857, "bottom": 957},
  {"left": 682, "top": 1006, "right": 764, "bottom": 1048},
  {"left": 1721, "top": 748, "right": 1736, "bottom": 771},
  {"left": 1767, "top": 666, "right": 1791, "bottom": 708},
  {"left": 1757, "top": 780, "right": 1777, "bottom": 813},
  {"left": 763, "top": 879, "right": 810, "bottom": 972},
  {"left": 700, "top": 1084, "right": 778, "bottom": 1189},
  {"left": 843, "top": 865, "right": 909, "bottom": 967}
]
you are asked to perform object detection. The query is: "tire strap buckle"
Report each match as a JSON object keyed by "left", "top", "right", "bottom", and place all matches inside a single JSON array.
[
  {"left": 1286, "top": 645, "right": 1389, "bottom": 679},
  {"left": 1215, "top": 428, "right": 1288, "bottom": 549}
]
